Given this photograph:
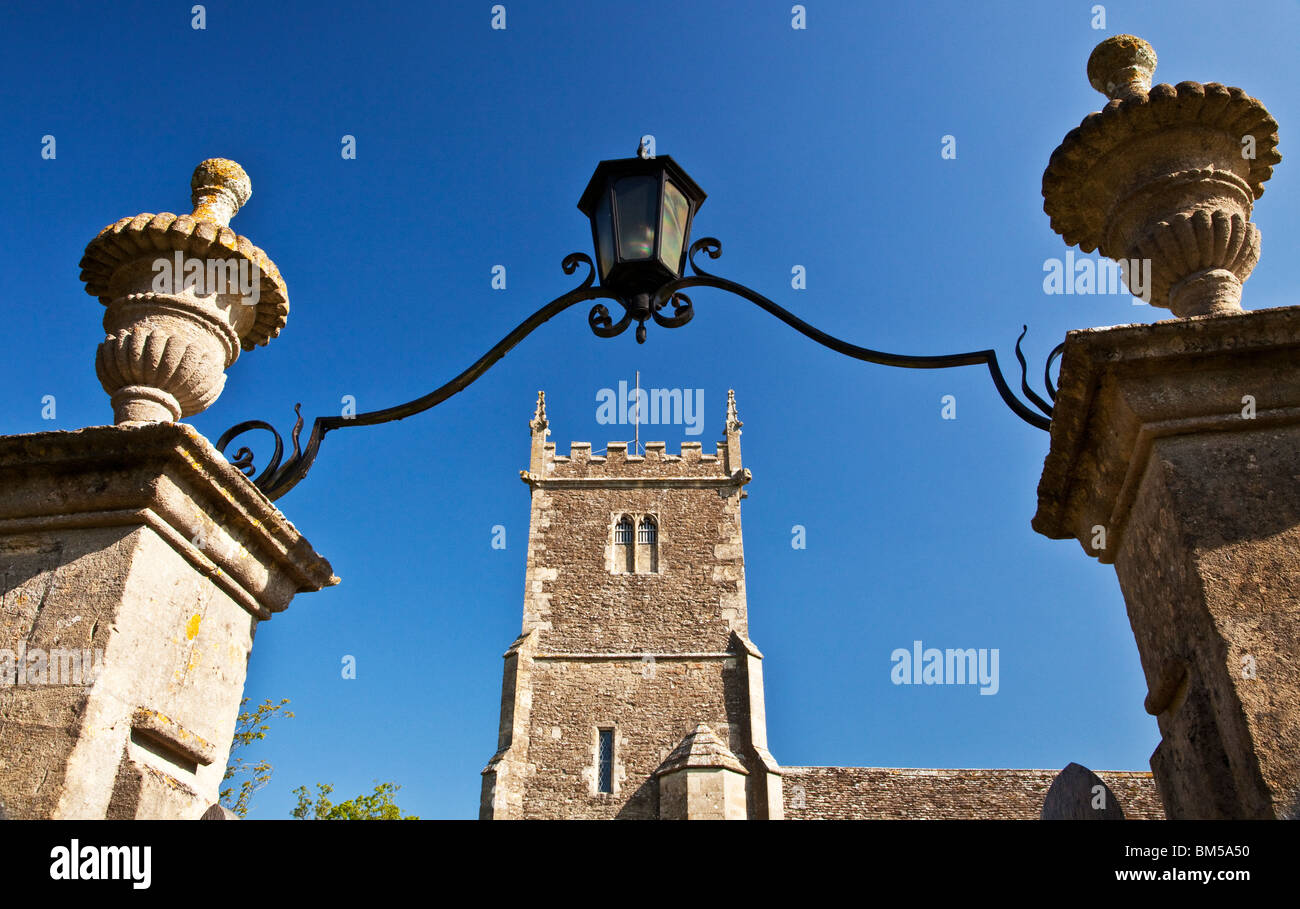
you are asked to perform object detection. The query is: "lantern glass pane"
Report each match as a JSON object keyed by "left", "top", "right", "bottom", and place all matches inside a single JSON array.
[
  {"left": 595, "top": 192, "right": 614, "bottom": 280},
  {"left": 659, "top": 181, "right": 689, "bottom": 273},
  {"left": 614, "top": 176, "right": 658, "bottom": 261}
]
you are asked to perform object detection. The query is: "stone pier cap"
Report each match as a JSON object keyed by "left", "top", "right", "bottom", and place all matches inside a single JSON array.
[
  {"left": 0, "top": 422, "right": 337, "bottom": 617},
  {"left": 1033, "top": 305, "right": 1300, "bottom": 562}
]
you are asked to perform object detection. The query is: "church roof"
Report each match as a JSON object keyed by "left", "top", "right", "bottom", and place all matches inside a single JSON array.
[
  {"left": 656, "top": 724, "right": 749, "bottom": 776},
  {"left": 780, "top": 766, "right": 1164, "bottom": 820}
]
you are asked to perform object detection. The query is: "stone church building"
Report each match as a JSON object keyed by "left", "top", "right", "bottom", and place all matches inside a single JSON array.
[{"left": 480, "top": 392, "right": 1164, "bottom": 819}]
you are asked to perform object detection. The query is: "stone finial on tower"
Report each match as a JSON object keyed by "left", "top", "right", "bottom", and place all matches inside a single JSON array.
[
  {"left": 725, "top": 389, "right": 742, "bottom": 433},
  {"left": 1043, "top": 35, "right": 1281, "bottom": 318},
  {"left": 529, "top": 390, "right": 550, "bottom": 473},
  {"left": 80, "top": 159, "right": 290, "bottom": 424},
  {"left": 530, "top": 390, "right": 548, "bottom": 434},
  {"left": 723, "top": 389, "right": 743, "bottom": 474}
]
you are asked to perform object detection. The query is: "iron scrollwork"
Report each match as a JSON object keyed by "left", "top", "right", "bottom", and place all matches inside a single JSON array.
[
  {"left": 219, "top": 239, "right": 1060, "bottom": 502},
  {"left": 588, "top": 289, "right": 694, "bottom": 343},
  {"left": 635, "top": 238, "right": 1057, "bottom": 431},
  {"left": 218, "top": 252, "right": 622, "bottom": 500}
]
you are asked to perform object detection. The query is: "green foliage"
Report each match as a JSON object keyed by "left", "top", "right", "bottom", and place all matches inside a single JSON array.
[
  {"left": 291, "top": 781, "right": 419, "bottom": 820},
  {"left": 220, "top": 697, "right": 294, "bottom": 818},
  {"left": 221, "top": 696, "right": 417, "bottom": 819}
]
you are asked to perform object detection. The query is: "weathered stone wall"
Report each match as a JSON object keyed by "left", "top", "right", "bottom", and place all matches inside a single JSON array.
[
  {"left": 1, "top": 526, "right": 134, "bottom": 818},
  {"left": 520, "top": 656, "right": 754, "bottom": 819},
  {"left": 483, "top": 411, "right": 774, "bottom": 819},
  {"left": 73, "top": 526, "right": 255, "bottom": 819},
  {"left": 521, "top": 479, "right": 747, "bottom": 651},
  {"left": 1117, "top": 426, "right": 1300, "bottom": 819},
  {"left": 659, "top": 766, "right": 748, "bottom": 820},
  {"left": 0, "top": 424, "right": 335, "bottom": 819},
  {"left": 515, "top": 434, "right": 758, "bottom": 818},
  {"left": 1034, "top": 308, "right": 1300, "bottom": 818}
]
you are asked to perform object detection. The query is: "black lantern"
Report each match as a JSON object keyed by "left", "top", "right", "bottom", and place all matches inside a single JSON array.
[{"left": 577, "top": 155, "right": 707, "bottom": 306}]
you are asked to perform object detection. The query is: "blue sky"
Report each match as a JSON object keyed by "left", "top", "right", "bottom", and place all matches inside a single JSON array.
[{"left": 1, "top": 0, "right": 1295, "bottom": 818}]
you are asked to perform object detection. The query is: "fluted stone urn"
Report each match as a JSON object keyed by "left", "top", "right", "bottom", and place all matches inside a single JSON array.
[
  {"left": 1043, "top": 35, "right": 1281, "bottom": 317},
  {"left": 79, "top": 159, "right": 289, "bottom": 423}
]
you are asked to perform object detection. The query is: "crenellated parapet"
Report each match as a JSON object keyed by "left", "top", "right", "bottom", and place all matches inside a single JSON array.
[{"left": 521, "top": 389, "right": 748, "bottom": 486}]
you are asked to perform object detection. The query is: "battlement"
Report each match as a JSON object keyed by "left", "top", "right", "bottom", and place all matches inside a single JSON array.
[
  {"left": 539, "top": 439, "right": 736, "bottom": 479},
  {"left": 525, "top": 389, "right": 746, "bottom": 482}
]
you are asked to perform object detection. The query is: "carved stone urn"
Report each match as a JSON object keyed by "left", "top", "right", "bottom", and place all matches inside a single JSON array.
[
  {"left": 79, "top": 159, "right": 289, "bottom": 423},
  {"left": 1042, "top": 35, "right": 1281, "bottom": 317}
]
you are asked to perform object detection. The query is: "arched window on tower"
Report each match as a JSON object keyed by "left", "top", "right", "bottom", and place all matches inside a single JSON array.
[
  {"left": 614, "top": 515, "right": 634, "bottom": 573},
  {"left": 636, "top": 515, "right": 658, "bottom": 573}
]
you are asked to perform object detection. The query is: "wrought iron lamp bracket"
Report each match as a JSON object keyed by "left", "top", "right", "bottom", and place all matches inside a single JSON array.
[{"left": 218, "top": 240, "right": 1059, "bottom": 502}]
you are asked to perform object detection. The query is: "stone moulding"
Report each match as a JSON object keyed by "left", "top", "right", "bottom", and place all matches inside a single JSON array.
[
  {"left": 80, "top": 213, "right": 289, "bottom": 349},
  {"left": 532, "top": 651, "right": 738, "bottom": 661},
  {"left": 519, "top": 469, "right": 751, "bottom": 490},
  {"left": 1032, "top": 305, "right": 1300, "bottom": 561},
  {"left": 0, "top": 422, "right": 337, "bottom": 617},
  {"left": 130, "top": 708, "right": 217, "bottom": 768},
  {"left": 1043, "top": 83, "right": 1279, "bottom": 248}
]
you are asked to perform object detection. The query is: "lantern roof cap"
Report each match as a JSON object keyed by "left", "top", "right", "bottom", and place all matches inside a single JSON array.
[{"left": 577, "top": 154, "right": 707, "bottom": 217}]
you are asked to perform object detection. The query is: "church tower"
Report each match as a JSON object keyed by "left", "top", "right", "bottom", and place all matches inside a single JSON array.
[{"left": 481, "top": 390, "right": 782, "bottom": 819}]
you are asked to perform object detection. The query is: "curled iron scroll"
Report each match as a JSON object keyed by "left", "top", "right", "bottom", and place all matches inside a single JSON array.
[{"left": 217, "top": 252, "right": 617, "bottom": 500}]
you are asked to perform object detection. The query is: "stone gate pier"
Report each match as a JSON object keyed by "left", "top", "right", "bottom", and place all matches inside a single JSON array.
[
  {"left": 1034, "top": 37, "right": 1295, "bottom": 818},
  {"left": 0, "top": 161, "right": 335, "bottom": 819}
]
